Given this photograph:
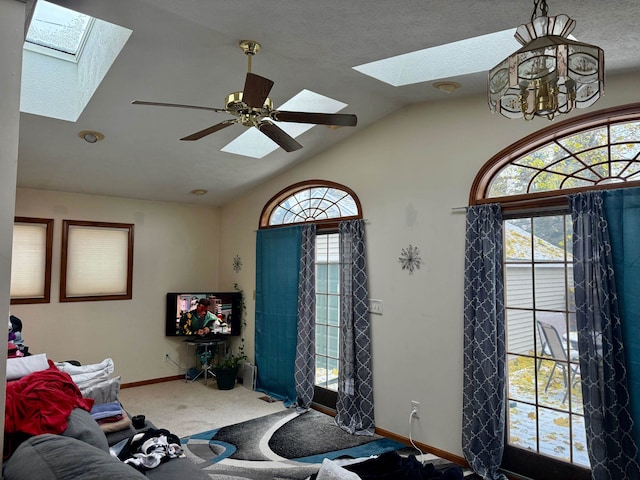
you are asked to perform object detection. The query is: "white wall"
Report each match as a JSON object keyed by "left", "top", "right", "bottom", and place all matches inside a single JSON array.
[
  {"left": 11, "top": 189, "right": 223, "bottom": 382},
  {"left": 1, "top": 0, "right": 25, "bottom": 455},
  {"left": 218, "top": 71, "right": 640, "bottom": 458}
]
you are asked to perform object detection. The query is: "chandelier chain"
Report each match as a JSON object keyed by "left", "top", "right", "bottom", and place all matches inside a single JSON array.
[{"left": 531, "top": 0, "right": 549, "bottom": 22}]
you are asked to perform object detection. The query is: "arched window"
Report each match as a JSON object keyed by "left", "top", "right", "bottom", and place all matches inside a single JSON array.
[
  {"left": 470, "top": 102, "right": 640, "bottom": 480},
  {"left": 259, "top": 180, "right": 362, "bottom": 229},
  {"left": 259, "top": 180, "right": 363, "bottom": 410},
  {"left": 471, "top": 103, "right": 640, "bottom": 211}
]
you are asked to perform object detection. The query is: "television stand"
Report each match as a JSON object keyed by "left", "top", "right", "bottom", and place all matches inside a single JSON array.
[{"left": 184, "top": 338, "right": 228, "bottom": 385}]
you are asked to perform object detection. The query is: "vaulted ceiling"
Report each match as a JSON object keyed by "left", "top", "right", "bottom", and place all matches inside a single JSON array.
[{"left": 16, "top": 0, "right": 640, "bottom": 205}]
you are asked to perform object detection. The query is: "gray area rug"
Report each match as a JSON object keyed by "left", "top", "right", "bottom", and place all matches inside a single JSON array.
[
  {"left": 181, "top": 409, "right": 403, "bottom": 479},
  {"left": 180, "top": 409, "right": 478, "bottom": 480}
]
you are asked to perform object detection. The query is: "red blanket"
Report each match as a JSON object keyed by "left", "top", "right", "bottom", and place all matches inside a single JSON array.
[{"left": 4, "top": 362, "right": 94, "bottom": 457}]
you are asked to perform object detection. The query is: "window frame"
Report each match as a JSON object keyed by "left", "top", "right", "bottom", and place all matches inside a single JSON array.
[
  {"left": 259, "top": 179, "right": 362, "bottom": 230},
  {"left": 501, "top": 211, "right": 589, "bottom": 480},
  {"left": 260, "top": 180, "right": 363, "bottom": 411},
  {"left": 470, "top": 102, "right": 640, "bottom": 213},
  {"left": 469, "top": 103, "right": 640, "bottom": 479},
  {"left": 10, "top": 217, "right": 54, "bottom": 305},
  {"left": 60, "top": 219, "right": 134, "bottom": 302}
]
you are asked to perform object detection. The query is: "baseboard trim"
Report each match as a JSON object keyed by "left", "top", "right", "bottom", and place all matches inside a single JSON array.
[
  {"left": 308, "top": 404, "right": 468, "bottom": 469},
  {"left": 121, "top": 374, "right": 183, "bottom": 388},
  {"left": 310, "top": 403, "right": 337, "bottom": 417},
  {"left": 373, "top": 426, "right": 469, "bottom": 468}
]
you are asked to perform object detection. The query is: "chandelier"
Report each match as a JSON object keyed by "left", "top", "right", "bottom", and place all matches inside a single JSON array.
[{"left": 488, "top": 0, "right": 604, "bottom": 121}]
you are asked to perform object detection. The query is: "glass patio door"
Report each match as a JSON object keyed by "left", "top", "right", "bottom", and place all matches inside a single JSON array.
[
  {"left": 314, "top": 233, "right": 340, "bottom": 409},
  {"left": 502, "top": 214, "right": 590, "bottom": 479}
]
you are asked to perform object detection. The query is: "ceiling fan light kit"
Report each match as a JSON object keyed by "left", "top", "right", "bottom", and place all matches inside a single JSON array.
[
  {"left": 132, "top": 39, "right": 357, "bottom": 153},
  {"left": 488, "top": 0, "right": 604, "bottom": 121}
]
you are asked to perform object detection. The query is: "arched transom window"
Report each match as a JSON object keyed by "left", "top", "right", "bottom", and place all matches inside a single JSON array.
[
  {"left": 259, "top": 180, "right": 362, "bottom": 228},
  {"left": 471, "top": 103, "right": 640, "bottom": 209}
]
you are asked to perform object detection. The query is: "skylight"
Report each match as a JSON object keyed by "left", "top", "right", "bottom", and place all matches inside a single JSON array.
[
  {"left": 222, "top": 90, "right": 349, "bottom": 158},
  {"left": 353, "top": 29, "right": 522, "bottom": 86},
  {"left": 21, "top": 1, "right": 132, "bottom": 122},
  {"left": 26, "top": 1, "right": 92, "bottom": 59},
  {"left": 354, "top": 29, "right": 579, "bottom": 87}
]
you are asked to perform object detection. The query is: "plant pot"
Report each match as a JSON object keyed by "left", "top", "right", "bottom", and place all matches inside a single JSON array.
[{"left": 213, "top": 366, "right": 239, "bottom": 390}]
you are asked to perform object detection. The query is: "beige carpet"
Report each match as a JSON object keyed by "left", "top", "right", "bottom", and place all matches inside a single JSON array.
[{"left": 118, "top": 379, "right": 286, "bottom": 438}]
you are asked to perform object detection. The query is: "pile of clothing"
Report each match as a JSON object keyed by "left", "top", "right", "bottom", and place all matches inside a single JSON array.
[
  {"left": 111, "top": 428, "right": 184, "bottom": 472},
  {"left": 312, "top": 452, "right": 464, "bottom": 480},
  {"left": 8, "top": 315, "right": 26, "bottom": 358}
]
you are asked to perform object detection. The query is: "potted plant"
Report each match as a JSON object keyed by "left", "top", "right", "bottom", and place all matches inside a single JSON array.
[{"left": 212, "top": 338, "right": 247, "bottom": 390}]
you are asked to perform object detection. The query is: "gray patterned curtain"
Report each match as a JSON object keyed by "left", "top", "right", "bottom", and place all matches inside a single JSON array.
[
  {"left": 335, "top": 219, "right": 374, "bottom": 435},
  {"left": 569, "top": 191, "right": 640, "bottom": 479},
  {"left": 462, "top": 204, "right": 508, "bottom": 480},
  {"left": 294, "top": 224, "right": 316, "bottom": 411}
]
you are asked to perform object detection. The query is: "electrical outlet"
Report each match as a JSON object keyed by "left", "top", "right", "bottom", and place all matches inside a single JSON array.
[
  {"left": 369, "top": 299, "right": 383, "bottom": 315},
  {"left": 411, "top": 400, "right": 420, "bottom": 419}
]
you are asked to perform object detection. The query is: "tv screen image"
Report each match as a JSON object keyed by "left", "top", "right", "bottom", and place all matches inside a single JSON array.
[{"left": 166, "top": 291, "right": 242, "bottom": 337}]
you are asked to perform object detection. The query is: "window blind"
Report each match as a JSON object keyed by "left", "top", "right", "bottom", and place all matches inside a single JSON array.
[
  {"left": 66, "top": 225, "right": 129, "bottom": 296},
  {"left": 11, "top": 223, "right": 47, "bottom": 298}
]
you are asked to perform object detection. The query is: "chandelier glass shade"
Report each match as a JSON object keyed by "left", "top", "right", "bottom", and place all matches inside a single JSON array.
[{"left": 488, "top": 3, "right": 604, "bottom": 121}]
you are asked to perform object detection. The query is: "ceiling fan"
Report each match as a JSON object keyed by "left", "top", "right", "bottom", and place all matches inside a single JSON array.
[{"left": 132, "top": 40, "right": 358, "bottom": 153}]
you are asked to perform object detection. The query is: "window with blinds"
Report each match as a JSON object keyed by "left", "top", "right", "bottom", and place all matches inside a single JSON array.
[
  {"left": 60, "top": 220, "right": 134, "bottom": 302},
  {"left": 10, "top": 217, "right": 53, "bottom": 304}
]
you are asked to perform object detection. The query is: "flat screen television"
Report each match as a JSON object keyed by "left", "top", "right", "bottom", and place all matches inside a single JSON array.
[{"left": 165, "top": 291, "right": 242, "bottom": 337}]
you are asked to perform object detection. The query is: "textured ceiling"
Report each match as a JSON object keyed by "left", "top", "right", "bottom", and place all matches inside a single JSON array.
[{"left": 16, "top": 0, "right": 640, "bottom": 205}]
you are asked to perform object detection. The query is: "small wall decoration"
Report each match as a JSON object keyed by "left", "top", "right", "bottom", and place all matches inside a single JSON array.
[
  {"left": 233, "top": 254, "right": 243, "bottom": 273},
  {"left": 399, "top": 244, "right": 422, "bottom": 274}
]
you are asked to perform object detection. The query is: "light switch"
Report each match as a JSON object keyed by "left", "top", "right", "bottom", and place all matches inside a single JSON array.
[{"left": 369, "top": 299, "right": 383, "bottom": 315}]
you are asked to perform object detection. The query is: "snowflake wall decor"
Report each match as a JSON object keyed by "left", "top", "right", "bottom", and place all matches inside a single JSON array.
[
  {"left": 232, "top": 255, "right": 243, "bottom": 273},
  {"left": 399, "top": 244, "right": 422, "bottom": 274}
]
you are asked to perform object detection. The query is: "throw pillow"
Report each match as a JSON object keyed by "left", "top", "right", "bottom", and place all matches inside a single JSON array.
[
  {"left": 62, "top": 408, "right": 109, "bottom": 452},
  {"left": 6, "top": 354, "right": 49, "bottom": 381}
]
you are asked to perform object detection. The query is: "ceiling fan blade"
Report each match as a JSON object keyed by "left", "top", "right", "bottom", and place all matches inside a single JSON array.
[
  {"left": 242, "top": 73, "right": 274, "bottom": 108},
  {"left": 258, "top": 122, "right": 303, "bottom": 152},
  {"left": 180, "top": 120, "right": 236, "bottom": 141},
  {"left": 132, "top": 100, "right": 228, "bottom": 113},
  {"left": 271, "top": 110, "right": 358, "bottom": 127}
]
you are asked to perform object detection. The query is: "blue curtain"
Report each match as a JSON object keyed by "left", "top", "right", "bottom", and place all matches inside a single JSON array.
[
  {"left": 294, "top": 224, "right": 317, "bottom": 411},
  {"left": 569, "top": 191, "right": 640, "bottom": 478},
  {"left": 255, "top": 226, "right": 302, "bottom": 406},
  {"left": 602, "top": 187, "right": 640, "bottom": 462},
  {"left": 335, "top": 219, "right": 374, "bottom": 435},
  {"left": 461, "top": 204, "right": 508, "bottom": 480}
]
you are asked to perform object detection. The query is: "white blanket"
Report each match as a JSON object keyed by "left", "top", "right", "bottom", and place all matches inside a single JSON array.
[
  {"left": 316, "top": 459, "right": 361, "bottom": 480},
  {"left": 6, "top": 353, "right": 49, "bottom": 380},
  {"left": 55, "top": 358, "right": 114, "bottom": 385}
]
